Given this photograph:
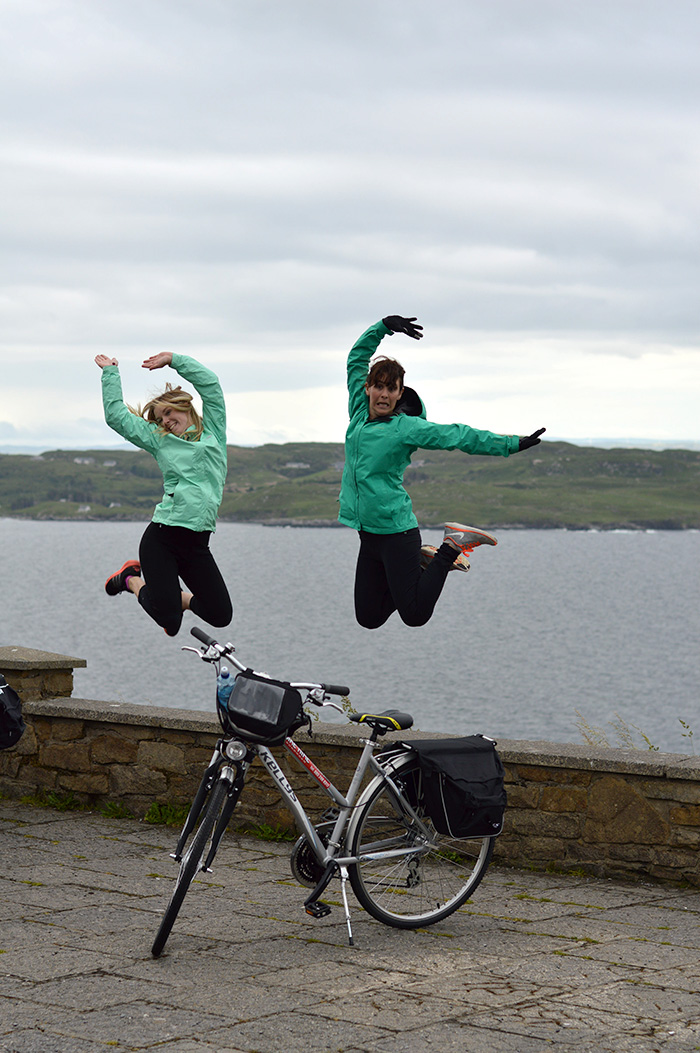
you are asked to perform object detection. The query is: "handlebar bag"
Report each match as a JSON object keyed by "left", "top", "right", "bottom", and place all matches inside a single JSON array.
[
  {"left": 218, "top": 670, "right": 304, "bottom": 746},
  {"left": 406, "top": 735, "right": 507, "bottom": 838},
  {"left": 0, "top": 674, "right": 26, "bottom": 751}
]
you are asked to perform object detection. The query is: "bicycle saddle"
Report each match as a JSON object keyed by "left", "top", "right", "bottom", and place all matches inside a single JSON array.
[{"left": 349, "top": 710, "right": 414, "bottom": 731}]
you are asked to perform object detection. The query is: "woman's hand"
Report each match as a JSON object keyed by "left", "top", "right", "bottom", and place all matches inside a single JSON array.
[
  {"left": 518, "top": 428, "right": 546, "bottom": 451},
  {"left": 382, "top": 316, "right": 423, "bottom": 340},
  {"left": 142, "top": 352, "right": 173, "bottom": 370},
  {"left": 95, "top": 355, "right": 118, "bottom": 369}
]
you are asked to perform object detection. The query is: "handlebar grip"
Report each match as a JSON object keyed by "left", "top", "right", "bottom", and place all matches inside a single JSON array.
[
  {"left": 323, "top": 684, "right": 350, "bottom": 697},
  {"left": 191, "top": 626, "right": 218, "bottom": 647}
]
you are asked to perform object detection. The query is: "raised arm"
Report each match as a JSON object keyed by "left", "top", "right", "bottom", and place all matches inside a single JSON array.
[
  {"left": 172, "top": 355, "right": 226, "bottom": 446},
  {"left": 142, "top": 352, "right": 227, "bottom": 447},
  {"left": 96, "top": 359, "right": 159, "bottom": 453},
  {"left": 346, "top": 316, "right": 423, "bottom": 418}
]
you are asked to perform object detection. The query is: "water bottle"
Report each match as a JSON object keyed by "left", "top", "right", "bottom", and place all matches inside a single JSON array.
[{"left": 216, "top": 666, "right": 234, "bottom": 710}]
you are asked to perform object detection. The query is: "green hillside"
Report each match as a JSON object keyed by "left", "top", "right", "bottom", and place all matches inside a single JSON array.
[{"left": 1, "top": 441, "right": 698, "bottom": 529}]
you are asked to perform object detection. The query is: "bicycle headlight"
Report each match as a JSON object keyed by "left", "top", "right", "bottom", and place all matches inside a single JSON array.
[{"left": 225, "top": 740, "right": 247, "bottom": 761}]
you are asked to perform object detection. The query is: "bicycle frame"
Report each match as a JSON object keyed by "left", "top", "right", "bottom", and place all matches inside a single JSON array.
[
  {"left": 264, "top": 734, "right": 433, "bottom": 868},
  {"left": 176, "top": 731, "right": 430, "bottom": 872}
]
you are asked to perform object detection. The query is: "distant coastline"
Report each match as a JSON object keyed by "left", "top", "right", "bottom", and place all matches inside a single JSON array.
[
  {"left": 3, "top": 437, "right": 700, "bottom": 456},
  {"left": 1, "top": 440, "right": 699, "bottom": 530}
]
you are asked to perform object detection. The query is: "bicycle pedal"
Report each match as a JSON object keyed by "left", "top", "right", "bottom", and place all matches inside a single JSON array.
[
  {"left": 169, "top": 853, "right": 181, "bottom": 862},
  {"left": 305, "top": 901, "right": 331, "bottom": 919}
]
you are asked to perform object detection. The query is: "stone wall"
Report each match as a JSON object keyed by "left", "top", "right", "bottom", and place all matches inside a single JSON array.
[
  {"left": 2, "top": 694, "right": 698, "bottom": 887},
  {"left": 0, "top": 645, "right": 86, "bottom": 701},
  {"left": 495, "top": 741, "right": 699, "bottom": 885}
]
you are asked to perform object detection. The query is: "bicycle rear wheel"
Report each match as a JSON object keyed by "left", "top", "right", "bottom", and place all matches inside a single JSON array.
[
  {"left": 151, "top": 776, "right": 230, "bottom": 957},
  {"left": 348, "top": 755, "right": 494, "bottom": 929}
]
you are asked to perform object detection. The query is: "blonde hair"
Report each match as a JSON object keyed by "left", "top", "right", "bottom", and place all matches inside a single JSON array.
[{"left": 129, "top": 384, "right": 203, "bottom": 441}]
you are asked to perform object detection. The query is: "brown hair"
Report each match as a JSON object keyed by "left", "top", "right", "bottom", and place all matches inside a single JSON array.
[
  {"left": 129, "top": 384, "right": 203, "bottom": 441},
  {"left": 366, "top": 356, "right": 405, "bottom": 391}
]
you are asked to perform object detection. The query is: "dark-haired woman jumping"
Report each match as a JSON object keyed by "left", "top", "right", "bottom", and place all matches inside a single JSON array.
[{"left": 338, "top": 316, "right": 545, "bottom": 629}]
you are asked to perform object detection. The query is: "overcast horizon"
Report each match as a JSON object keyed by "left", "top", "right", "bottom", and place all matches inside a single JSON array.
[{"left": 2, "top": 0, "right": 699, "bottom": 452}]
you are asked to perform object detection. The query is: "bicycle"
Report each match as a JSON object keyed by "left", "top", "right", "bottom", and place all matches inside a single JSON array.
[{"left": 151, "top": 627, "right": 496, "bottom": 957}]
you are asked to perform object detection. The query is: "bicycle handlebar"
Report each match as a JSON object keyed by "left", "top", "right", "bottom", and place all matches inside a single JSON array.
[
  {"left": 319, "top": 683, "right": 350, "bottom": 697},
  {"left": 190, "top": 626, "right": 220, "bottom": 649},
  {"left": 188, "top": 628, "right": 349, "bottom": 698}
]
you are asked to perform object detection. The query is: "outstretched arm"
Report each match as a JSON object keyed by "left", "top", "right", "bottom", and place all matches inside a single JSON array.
[{"left": 406, "top": 422, "right": 547, "bottom": 456}]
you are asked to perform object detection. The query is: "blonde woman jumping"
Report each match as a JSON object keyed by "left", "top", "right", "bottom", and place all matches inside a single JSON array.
[{"left": 95, "top": 351, "right": 232, "bottom": 637}]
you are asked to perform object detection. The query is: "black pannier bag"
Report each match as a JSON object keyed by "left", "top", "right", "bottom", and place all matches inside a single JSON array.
[
  {"left": 218, "top": 669, "right": 305, "bottom": 746},
  {"left": 0, "top": 674, "right": 26, "bottom": 750},
  {"left": 406, "top": 735, "right": 507, "bottom": 838}
]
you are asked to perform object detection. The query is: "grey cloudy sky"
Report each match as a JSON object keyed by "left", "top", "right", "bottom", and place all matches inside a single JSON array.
[{"left": 1, "top": 0, "right": 698, "bottom": 449}]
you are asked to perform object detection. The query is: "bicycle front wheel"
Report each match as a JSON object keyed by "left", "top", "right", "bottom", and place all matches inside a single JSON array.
[
  {"left": 151, "top": 776, "right": 230, "bottom": 957},
  {"left": 348, "top": 756, "right": 494, "bottom": 929}
]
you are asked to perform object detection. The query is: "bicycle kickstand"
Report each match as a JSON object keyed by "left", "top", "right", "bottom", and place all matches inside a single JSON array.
[
  {"left": 338, "top": 865, "right": 354, "bottom": 947},
  {"left": 302, "top": 860, "right": 354, "bottom": 946}
]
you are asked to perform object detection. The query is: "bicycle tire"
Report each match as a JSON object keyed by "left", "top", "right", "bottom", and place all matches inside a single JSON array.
[
  {"left": 348, "top": 754, "right": 494, "bottom": 929},
  {"left": 151, "top": 776, "right": 230, "bottom": 957}
]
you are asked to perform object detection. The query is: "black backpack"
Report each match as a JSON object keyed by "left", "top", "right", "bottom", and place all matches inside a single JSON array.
[
  {"left": 0, "top": 674, "right": 26, "bottom": 750},
  {"left": 406, "top": 735, "right": 507, "bottom": 838}
]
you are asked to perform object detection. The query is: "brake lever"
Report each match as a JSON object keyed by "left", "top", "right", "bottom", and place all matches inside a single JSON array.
[
  {"left": 181, "top": 645, "right": 219, "bottom": 663},
  {"left": 305, "top": 688, "right": 345, "bottom": 715},
  {"left": 306, "top": 688, "right": 326, "bottom": 705}
]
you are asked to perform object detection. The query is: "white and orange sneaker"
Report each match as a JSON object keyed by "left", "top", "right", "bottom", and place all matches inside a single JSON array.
[
  {"left": 442, "top": 523, "right": 498, "bottom": 557},
  {"left": 420, "top": 544, "right": 470, "bottom": 573}
]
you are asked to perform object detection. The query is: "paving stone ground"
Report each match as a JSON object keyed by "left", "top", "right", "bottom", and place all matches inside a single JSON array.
[{"left": 1, "top": 798, "right": 699, "bottom": 1053}]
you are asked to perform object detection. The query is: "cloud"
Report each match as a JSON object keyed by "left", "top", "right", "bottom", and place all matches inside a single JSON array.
[{"left": 1, "top": 0, "right": 699, "bottom": 448}]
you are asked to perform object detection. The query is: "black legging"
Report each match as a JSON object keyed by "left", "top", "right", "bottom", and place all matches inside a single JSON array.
[
  {"left": 353, "top": 528, "right": 459, "bottom": 629},
  {"left": 138, "top": 522, "right": 232, "bottom": 636}
]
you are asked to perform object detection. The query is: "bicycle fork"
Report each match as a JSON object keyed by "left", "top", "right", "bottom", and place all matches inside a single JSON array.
[
  {"left": 171, "top": 753, "right": 249, "bottom": 873},
  {"left": 202, "top": 764, "right": 248, "bottom": 871},
  {"left": 171, "top": 751, "right": 222, "bottom": 861}
]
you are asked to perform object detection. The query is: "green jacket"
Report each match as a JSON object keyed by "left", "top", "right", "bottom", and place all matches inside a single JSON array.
[
  {"left": 338, "top": 320, "right": 520, "bottom": 534},
  {"left": 101, "top": 354, "right": 227, "bottom": 533}
]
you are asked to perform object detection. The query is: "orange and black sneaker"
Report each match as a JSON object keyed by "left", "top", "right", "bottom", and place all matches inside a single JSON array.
[
  {"left": 105, "top": 560, "right": 141, "bottom": 596},
  {"left": 442, "top": 524, "right": 497, "bottom": 557}
]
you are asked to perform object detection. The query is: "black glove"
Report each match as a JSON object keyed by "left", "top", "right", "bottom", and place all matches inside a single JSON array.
[
  {"left": 382, "top": 316, "right": 423, "bottom": 340},
  {"left": 518, "top": 427, "right": 546, "bottom": 452}
]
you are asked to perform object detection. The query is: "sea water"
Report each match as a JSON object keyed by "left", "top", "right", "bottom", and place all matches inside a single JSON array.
[{"left": 1, "top": 520, "right": 698, "bottom": 754}]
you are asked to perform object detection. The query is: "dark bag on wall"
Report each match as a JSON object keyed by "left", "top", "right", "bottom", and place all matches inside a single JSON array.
[
  {"left": 0, "top": 674, "right": 26, "bottom": 750},
  {"left": 408, "top": 735, "right": 507, "bottom": 838}
]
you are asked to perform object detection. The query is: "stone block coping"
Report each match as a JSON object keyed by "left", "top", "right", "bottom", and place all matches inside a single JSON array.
[
  {"left": 23, "top": 695, "right": 700, "bottom": 781},
  {"left": 0, "top": 645, "right": 86, "bottom": 670}
]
